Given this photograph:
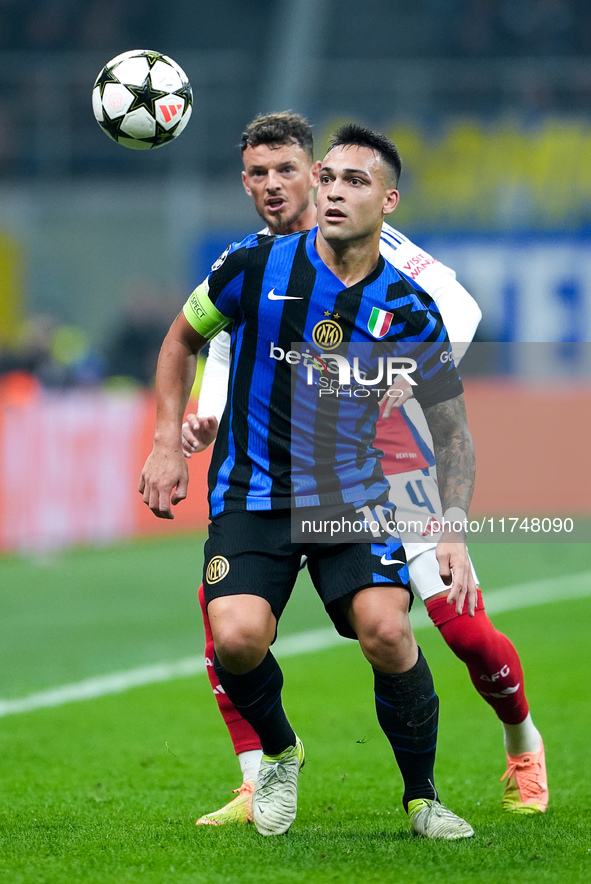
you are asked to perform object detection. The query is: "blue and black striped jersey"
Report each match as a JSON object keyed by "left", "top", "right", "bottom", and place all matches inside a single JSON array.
[{"left": 187, "top": 227, "right": 463, "bottom": 516}]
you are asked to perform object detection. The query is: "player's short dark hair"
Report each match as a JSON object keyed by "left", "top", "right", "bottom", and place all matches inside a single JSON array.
[
  {"left": 327, "top": 124, "right": 402, "bottom": 185},
  {"left": 240, "top": 112, "right": 314, "bottom": 160}
]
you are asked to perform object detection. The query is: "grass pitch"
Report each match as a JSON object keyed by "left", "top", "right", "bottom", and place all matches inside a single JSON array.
[{"left": 0, "top": 536, "right": 590, "bottom": 883}]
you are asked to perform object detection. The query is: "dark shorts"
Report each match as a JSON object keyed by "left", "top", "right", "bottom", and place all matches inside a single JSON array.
[{"left": 202, "top": 510, "right": 411, "bottom": 639}]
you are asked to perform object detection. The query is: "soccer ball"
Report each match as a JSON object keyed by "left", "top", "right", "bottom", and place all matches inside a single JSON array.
[{"left": 92, "top": 50, "right": 192, "bottom": 150}]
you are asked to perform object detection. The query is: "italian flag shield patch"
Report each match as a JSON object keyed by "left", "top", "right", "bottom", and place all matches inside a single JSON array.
[{"left": 367, "top": 306, "right": 394, "bottom": 338}]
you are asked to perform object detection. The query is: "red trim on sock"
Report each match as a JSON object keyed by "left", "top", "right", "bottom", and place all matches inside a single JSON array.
[
  {"left": 426, "top": 589, "right": 530, "bottom": 725},
  {"left": 198, "top": 584, "right": 262, "bottom": 755}
]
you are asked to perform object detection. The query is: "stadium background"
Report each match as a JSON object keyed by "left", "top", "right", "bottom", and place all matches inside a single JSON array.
[
  {"left": 0, "top": 0, "right": 589, "bottom": 550},
  {"left": 1, "top": 6, "right": 591, "bottom": 882}
]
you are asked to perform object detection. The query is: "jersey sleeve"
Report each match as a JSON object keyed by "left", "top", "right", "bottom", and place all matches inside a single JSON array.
[
  {"left": 182, "top": 239, "right": 250, "bottom": 339},
  {"left": 412, "top": 362, "right": 463, "bottom": 409},
  {"left": 197, "top": 331, "right": 231, "bottom": 421},
  {"left": 183, "top": 280, "right": 233, "bottom": 339},
  {"left": 393, "top": 294, "right": 464, "bottom": 409},
  {"left": 410, "top": 344, "right": 463, "bottom": 409},
  {"left": 419, "top": 272, "right": 481, "bottom": 364},
  {"left": 380, "top": 225, "right": 481, "bottom": 363}
]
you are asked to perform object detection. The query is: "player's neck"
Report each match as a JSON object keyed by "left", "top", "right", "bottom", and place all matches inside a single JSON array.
[{"left": 315, "top": 229, "right": 381, "bottom": 287}]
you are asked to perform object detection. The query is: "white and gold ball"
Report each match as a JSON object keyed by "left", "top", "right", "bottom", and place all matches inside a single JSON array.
[{"left": 92, "top": 49, "right": 192, "bottom": 150}]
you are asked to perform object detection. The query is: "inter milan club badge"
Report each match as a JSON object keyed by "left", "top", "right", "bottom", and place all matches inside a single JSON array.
[
  {"left": 368, "top": 307, "right": 394, "bottom": 338},
  {"left": 312, "top": 314, "right": 343, "bottom": 350},
  {"left": 206, "top": 556, "right": 230, "bottom": 584}
]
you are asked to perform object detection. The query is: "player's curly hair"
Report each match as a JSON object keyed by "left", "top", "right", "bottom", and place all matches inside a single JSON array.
[
  {"left": 240, "top": 112, "right": 314, "bottom": 159},
  {"left": 327, "top": 124, "right": 402, "bottom": 185}
]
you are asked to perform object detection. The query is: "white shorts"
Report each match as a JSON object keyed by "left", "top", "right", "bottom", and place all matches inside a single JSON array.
[{"left": 386, "top": 467, "right": 478, "bottom": 604}]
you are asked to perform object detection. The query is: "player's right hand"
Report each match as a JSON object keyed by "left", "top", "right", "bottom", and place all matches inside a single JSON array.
[
  {"left": 138, "top": 447, "right": 188, "bottom": 519},
  {"left": 182, "top": 414, "right": 219, "bottom": 457}
]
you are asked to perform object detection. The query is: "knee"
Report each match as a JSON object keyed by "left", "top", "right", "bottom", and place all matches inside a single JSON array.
[
  {"left": 347, "top": 586, "right": 416, "bottom": 671},
  {"left": 361, "top": 615, "right": 411, "bottom": 655},
  {"left": 208, "top": 598, "right": 276, "bottom": 673},
  {"left": 357, "top": 614, "right": 416, "bottom": 672},
  {"left": 213, "top": 619, "right": 267, "bottom": 669}
]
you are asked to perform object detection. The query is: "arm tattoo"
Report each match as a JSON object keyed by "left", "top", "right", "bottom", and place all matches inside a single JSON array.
[{"left": 423, "top": 394, "right": 475, "bottom": 515}]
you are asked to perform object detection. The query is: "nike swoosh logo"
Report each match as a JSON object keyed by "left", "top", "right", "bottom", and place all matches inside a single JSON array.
[
  {"left": 268, "top": 289, "right": 303, "bottom": 300},
  {"left": 380, "top": 555, "right": 406, "bottom": 566}
]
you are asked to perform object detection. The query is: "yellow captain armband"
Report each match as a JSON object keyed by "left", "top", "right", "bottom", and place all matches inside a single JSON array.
[{"left": 182, "top": 283, "right": 231, "bottom": 340}]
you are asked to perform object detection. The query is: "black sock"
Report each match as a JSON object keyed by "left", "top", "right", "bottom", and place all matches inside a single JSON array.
[
  {"left": 213, "top": 651, "right": 296, "bottom": 756},
  {"left": 373, "top": 647, "right": 439, "bottom": 811}
]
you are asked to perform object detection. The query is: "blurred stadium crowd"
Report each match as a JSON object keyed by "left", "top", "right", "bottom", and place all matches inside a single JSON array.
[
  {"left": 1, "top": 0, "right": 591, "bottom": 56},
  {"left": 0, "top": 288, "right": 175, "bottom": 389},
  {"left": 1, "top": 0, "right": 591, "bottom": 178}
]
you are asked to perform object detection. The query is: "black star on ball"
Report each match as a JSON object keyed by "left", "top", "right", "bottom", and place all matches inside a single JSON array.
[
  {"left": 94, "top": 65, "right": 119, "bottom": 98},
  {"left": 126, "top": 78, "right": 168, "bottom": 117}
]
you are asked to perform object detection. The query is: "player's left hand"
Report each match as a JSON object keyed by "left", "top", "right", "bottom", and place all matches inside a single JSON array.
[
  {"left": 181, "top": 414, "right": 219, "bottom": 457},
  {"left": 436, "top": 541, "right": 477, "bottom": 616},
  {"left": 379, "top": 377, "right": 414, "bottom": 418}
]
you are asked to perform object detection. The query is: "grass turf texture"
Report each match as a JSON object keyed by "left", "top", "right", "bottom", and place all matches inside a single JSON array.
[{"left": 0, "top": 537, "right": 590, "bottom": 883}]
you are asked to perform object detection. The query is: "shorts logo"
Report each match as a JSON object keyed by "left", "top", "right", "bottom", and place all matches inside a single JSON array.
[
  {"left": 206, "top": 555, "right": 230, "bottom": 584},
  {"left": 380, "top": 555, "right": 405, "bottom": 566},
  {"left": 312, "top": 318, "right": 343, "bottom": 350}
]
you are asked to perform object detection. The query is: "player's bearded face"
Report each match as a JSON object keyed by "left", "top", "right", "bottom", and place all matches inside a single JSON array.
[
  {"left": 242, "top": 143, "right": 318, "bottom": 234},
  {"left": 317, "top": 145, "right": 399, "bottom": 243}
]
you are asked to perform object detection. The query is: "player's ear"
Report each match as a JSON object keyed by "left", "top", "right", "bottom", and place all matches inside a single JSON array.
[
  {"left": 383, "top": 188, "right": 399, "bottom": 215},
  {"left": 242, "top": 170, "right": 252, "bottom": 197},
  {"left": 310, "top": 160, "right": 322, "bottom": 188}
]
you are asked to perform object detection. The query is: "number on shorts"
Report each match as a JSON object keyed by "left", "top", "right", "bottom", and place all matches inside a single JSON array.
[{"left": 405, "top": 479, "right": 436, "bottom": 514}]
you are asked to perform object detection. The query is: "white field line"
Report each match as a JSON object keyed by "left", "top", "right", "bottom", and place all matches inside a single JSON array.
[{"left": 1, "top": 570, "right": 590, "bottom": 719}]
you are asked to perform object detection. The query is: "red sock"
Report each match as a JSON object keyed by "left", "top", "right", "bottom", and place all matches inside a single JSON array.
[
  {"left": 426, "top": 590, "right": 529, "bottom": 725},
  {"left": 198, "top": 584, "right": 262, "bottom": 755}
]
